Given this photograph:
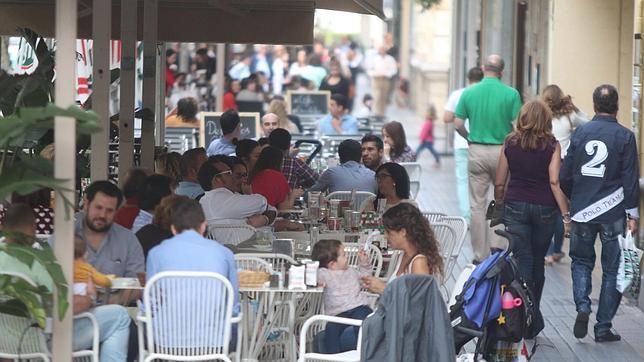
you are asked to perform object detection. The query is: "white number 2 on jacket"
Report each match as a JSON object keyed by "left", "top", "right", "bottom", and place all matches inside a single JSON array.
[{"left": 581, "top": 140, "right": 608, "bottom": 178}]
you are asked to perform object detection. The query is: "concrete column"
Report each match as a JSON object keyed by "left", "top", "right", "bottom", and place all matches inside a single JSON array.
[
  {"left": 480, "top": 0, "right": 515, "bottom": 85},
  {"left": 399, "top": 0, "right": 412, "bottom": 79},
  {"left": 90, "top": 0, "right": 111, "bottom": 181},
  {"left": 52, "top": 0, "right": 77, "bottom": 359},
  {"left": 118, "top": 0, "right": 137, "bottom": 184},
  {"left": 155, "top": 42, "right": 166, "bottom": 148},
  {"left": 140, "top": 0, "right": 158, "bottom": 168},
  {"left": 216, "top": 43, "right": 226, "bottom": 112}
]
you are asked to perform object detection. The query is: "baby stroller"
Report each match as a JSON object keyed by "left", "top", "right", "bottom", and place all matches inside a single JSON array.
[{"left": 449, "top": 230, "right": 544, "bottom": 360}]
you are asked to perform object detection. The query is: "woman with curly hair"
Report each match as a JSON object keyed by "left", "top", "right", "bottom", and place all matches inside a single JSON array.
[
  {"left": 541, "top": 85, "right": 588, "bottom": 265},
  {"left": 361, "top": 203, "right": 443, "bottom": 294},
  {"left": 494, "top": 100, "right": 570, "bottom": 307}
]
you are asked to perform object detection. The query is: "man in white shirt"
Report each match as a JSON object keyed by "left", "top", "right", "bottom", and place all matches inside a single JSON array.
[
  {"left": 443, "top": 67, "right": 483, "bottom": 223},
  {"left": 198, "top": 156, "right": 275, "bottom": 227},
  {"left": 367, "top": 45, "right": 397, "bottom": 117}
]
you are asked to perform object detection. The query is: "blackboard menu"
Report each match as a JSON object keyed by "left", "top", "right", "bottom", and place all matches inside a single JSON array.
[
  {"left": 287, "top": 90, "right": 331, "bottom": 116},
  {"left": 199, "top": 112, "right": 260, "bottom": 147}
]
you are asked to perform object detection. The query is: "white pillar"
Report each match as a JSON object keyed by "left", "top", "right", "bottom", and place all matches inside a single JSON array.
[
  {"left": 155, "top": 42, "right": 166, "bottom": 147},
  {"left": 140, "top": 0, "right": 158, "bottom": 168},
  {"left": 52, "top": 0, "right": 77, "bottom": 359},
  {"left": 90, "top": 0, "right": 111, "bottom": 181},
  {"left": 216, "top": 43, "right": 226, "bottom": 112},
  {"left": 118, "top": 0, "right": 137, "bottom": 184}
]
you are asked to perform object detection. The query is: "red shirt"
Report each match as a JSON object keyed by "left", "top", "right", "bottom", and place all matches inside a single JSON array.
[
  {"left": 419, "top": 118, "right": 434, "bottom": 143},
  {"left": 251, "top": 169, "right": 290, "bottom": 207},
  {"left": 223, "top": 92, "right": 238, "bottom": 111},
  {"left": 113, "top": 197, "right": 140, "bottom": 230}
]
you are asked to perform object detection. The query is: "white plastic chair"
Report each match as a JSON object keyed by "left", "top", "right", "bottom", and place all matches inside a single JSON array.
[
  {"left": 0, "top": 272, "right": 99, "bottom": 362},
  {"left": 237, "top": 253, "right": 298, "bottom": 273},
  {"left": 207, "top": 224, "right": 257, "bottom": 246},
  {"left": 326, "top": 191, "right": 376, "bottom": 211},
  {"left": 399, "top": 162, "right": 422, "bottom": 182},
  {"left": 137, "top": 271, "right": 242, "bottom": 362},
  {"left": 422, "top": 211, "right": 447, "bottom": 225},
  {"left": 438, "top": 216, "right": 468, "bottom": 285},
  {"left": 234, "top": 255, "right": 274, "bottom": 273},
  {"left": 409, "top": 181, "right": 420, "bottom": 200},
  {"left": 343, "top": 243, "right": 383, "bottom": 277},
  {"left": 298, "top": 315, "right": 363, "bottom": 362}
]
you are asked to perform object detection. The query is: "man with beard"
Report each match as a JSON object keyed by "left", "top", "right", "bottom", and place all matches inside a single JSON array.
[
  {"left": 75, "top": 180, "right": 145, "bottom": 279},
  {"left": 361, "top": 134, "right": 384, "bottom": 171}
]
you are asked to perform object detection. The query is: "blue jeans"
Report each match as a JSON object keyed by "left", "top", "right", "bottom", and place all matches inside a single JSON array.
[
  {"left": 454, "top": 148, "right": 470, "bottom": 222},
  {"left": 503, "top": 201, "right": 557, "bottom": 305},
  {"left": 416, "top": 141, "right": 440, "bottom": 163},
  {"left": 324, "top": 305, "right": 372, "bottom": 353},
  {"left": 73, "top": 304, "right": 131, "bottom": 362},
  {"left": 570, "top": 218, "right": 624, "bottom": 336},
  {"left": 546, "top": 212, "right": 564, "bottom": 256}
]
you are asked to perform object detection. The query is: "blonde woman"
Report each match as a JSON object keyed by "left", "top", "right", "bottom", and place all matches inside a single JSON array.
[{"left": 267, "top": 98, "right": 299, "bottom": 133}]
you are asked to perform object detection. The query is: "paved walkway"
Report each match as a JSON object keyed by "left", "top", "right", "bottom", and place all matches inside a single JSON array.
[{"left": 385, "top": 105, "right": 644, "bottom": 361}]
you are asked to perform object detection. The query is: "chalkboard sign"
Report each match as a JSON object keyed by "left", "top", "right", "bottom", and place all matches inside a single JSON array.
[
  {"left": 199, "top": 112, "right": 260, "bottom": 148},
  {"left": 287, "top": 90, "right": 331, "bottom": 116}
]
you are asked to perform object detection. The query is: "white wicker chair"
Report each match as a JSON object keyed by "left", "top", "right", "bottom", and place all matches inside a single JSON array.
[
  {"left": 438, "top": 216, "right": 468, "bottom": 284},
  {"left": 343, "top": 243, "right": 383, "bottom": 277},
  {"left": 0, "top": 272, "right": 99, "bottom": 362},
  {"left": 298, "top": 315, "right": 362, "bottom": 362},
  {"left": 137, "top": 271, "right": 242, "bottom": 362},
  {"left": 422, "top": 211, "right": 447, "bottom": 225},
  {"left": 326, "top": 191, "right": 376, "bottom": 211},
  {"left": 234, "top": 255, "right": 274, "bottom": 273},
  {"left": 207, "top": 224, "right": 257, "bottom": 246},
  {"left": 237, "top": 253, "right": 298, "bottom": 273},
  {"left": 399, "top": 162, "right": 422, "bottom": 182},
  {"left": 409, "top": 181, "right": 420, "bottom": 200}
]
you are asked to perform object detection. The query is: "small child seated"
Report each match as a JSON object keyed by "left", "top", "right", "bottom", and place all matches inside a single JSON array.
[
  {"left": 312, "top": 239, "right": 373, "bottom": 354},
  {"left": 73, "top": 235, "right": 112, "bottom": 296}
]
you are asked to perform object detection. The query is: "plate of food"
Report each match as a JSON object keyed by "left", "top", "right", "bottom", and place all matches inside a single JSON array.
[{"left": 111, "top": 277, "right": 141, "bottom": 289}]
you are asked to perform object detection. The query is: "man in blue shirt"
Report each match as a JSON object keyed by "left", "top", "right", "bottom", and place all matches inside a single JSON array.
[
  {"left": 207, "top": 109, "right": 241, "bottom": 156},
  {"left": 175, "top": 147, "right": 208, "bottom": 199},
  {"left": 146, "top": 196, "right": 240, "bottom": 316},
  {"left": 318, "top": 94, "right": 359, "bottom": 135},
  {"left": 561, "top": 85, "right": 639, "bottom": 343},
  {"left": 309, "top": 139, "right": 376, "bottom": 194}
]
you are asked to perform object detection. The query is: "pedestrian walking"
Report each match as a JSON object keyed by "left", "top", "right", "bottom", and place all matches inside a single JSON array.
[
  {"left": 560, "top": 84, "right": 639, "bottom": 342},
  {"left": 367, "top": 45, "right": 397, "bottom": 117},
  {"left": 541, "top": 84, "right": 589, "bottom": 265},
  {"left": 416, "top": 104, "right": 441, "bottom": 167},
  {"left": 443, "top": 67, "right": 484, "bottom": 222},
  {"left": 454, "top": 54, "right": 522, "bottom": 264},
  {"left": 494, "top": 100, "right": 571, "bottom": 308}
]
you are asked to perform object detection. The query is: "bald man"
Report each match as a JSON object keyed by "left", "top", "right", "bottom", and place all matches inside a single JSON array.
[
  {"left": 453, "top": 54, "right": 522, "bottom": 264},
  {"left": 261, "top": 113, "right": 279, "bottom": 137}
]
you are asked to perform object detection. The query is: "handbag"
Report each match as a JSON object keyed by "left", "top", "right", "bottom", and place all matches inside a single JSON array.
[{"left": 616, "top": 230, "right": 643, "bottom": 300}]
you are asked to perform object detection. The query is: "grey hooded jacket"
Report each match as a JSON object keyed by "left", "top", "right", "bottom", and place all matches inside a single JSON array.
[{"left": 360, "top": 274, "right": 455, "bottom": 361}]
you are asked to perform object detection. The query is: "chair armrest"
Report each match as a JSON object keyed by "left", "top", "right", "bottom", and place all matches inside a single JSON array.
[
  {"left": 231, "top": 312, "right": 243, "bottom": 324},
  {"left": 74, "top": 312, "right": 99, "bottom": 355},
  {"left": 298, "top": 315, "right": 363, "bottom": 360}
]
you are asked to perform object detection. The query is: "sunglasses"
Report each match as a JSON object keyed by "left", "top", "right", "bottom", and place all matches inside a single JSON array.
[{"left": 214, "top": 170, "right": 233, "bottom": 177}]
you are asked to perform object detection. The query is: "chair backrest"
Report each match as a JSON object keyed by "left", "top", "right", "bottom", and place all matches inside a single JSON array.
[
  {"left": 384, "top": 250, "right": 404, "bottom": 279},
  {"left": 431, "top": 222, "right": 457, "bottom": 284},
  {"left": 234, "top": 255, "right": 274, "bottom": 273},
  {"left": 438, "top": 216, "right": 468, "bottom": 282},
  {"left": 206, "top": 223, "right": 256, "bottom": 246},
  {"left": 164, "top": 127, "right": 198, "bottom": 153},
  {"left": 343, "top": 243, "right": 383, "bottom": 277},
  {"left": 409, "top": 181, "right": 420, "bottom": 200},
  {"left": 422, "top": 211, "right": 447, "bottom": 225},
  {"left": 327, "top": 191, "right": 376, "bottom": 211},
  {"left": 235, "top": 253, "right": 297, "bottom": 273},
  {"left": 399, "top": 162, "right": 422, "bottom": 182},
  {"left": 143, "top": 271, "right": 234, "bottom": 360}
]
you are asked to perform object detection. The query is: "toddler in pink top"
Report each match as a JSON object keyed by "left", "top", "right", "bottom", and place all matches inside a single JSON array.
[
  {"left": 416, "top": 104, "right": 441, "bottom": 167},
  {"left": 312, "top": 239, "right": 373, "bottom": 354}
]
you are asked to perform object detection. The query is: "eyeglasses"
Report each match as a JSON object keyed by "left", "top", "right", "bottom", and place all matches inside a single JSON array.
[{"left": 214, "top": 170, "right": 232, "bottom": 178}]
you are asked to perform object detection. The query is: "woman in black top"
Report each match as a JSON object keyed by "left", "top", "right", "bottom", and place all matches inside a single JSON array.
[{"left": 320, "top": 57, "right": 353, "bottom": 108}]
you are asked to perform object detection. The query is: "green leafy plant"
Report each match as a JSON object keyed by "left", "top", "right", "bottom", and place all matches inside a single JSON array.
[
  {"left": 416, "top": 0, "right": 441, "bottom": 11},
  {"left": 0, "top": 28, "right": 101, "bottom": 328},
  {"left": 0, "top": 237, "right": 67, "bottom": 328}
]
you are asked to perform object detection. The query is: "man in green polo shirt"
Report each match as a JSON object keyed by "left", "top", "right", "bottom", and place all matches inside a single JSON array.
[{"left": 454, "top": 54, "right": 522, "bottom": 263}]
